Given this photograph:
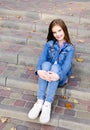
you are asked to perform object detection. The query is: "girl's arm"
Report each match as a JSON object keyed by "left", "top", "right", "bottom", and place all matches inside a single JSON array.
[{"left": 59, "top": 46, "right": 75, "bottom": 81}]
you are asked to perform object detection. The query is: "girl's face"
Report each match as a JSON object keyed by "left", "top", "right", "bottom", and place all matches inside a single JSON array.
[{"left": 52, "top": 25, "right": 65, "bottom": 43}]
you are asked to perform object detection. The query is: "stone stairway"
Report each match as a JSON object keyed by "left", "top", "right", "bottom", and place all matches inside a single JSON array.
[{"left": 0, "top": 0, "right": 90, "bottom": 129}]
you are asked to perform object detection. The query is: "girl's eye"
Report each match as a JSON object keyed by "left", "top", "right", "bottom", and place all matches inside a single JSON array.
[
  {"left": 58, "top": 29, "right": 62, "bottom": 32},
  {"left": 52, "top": 32, "right": 56, "bottom": 34},
  {"left": 52, "top": 29, "right": 62, "bottom": 34}
]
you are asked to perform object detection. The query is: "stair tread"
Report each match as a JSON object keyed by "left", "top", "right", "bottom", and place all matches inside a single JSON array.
[
  {"left": 0, "top": 1, "right": 90, "bottom": 17},
  {"left": 0, "top": 62, "right": 90, "bottom": 100},
  {"left": 0, "top": 18, "right": 90, "bottom": 37},
  {"left": 0, "top": 86, "right": 90, "bottom": 129}
]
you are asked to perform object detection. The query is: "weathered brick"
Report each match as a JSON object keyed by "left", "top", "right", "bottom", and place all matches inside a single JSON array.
[
  {"left": 22, "top": 94, "right": 36, "bottom": 101},
  {"left": 16, "top": 125, "right": 28, "bottom": 130},
  {"left": 56, "top": 127, "right": 69, "bottom": 130},
  {"left": 2, "top": 123, "right": 15, "bottom": 130},
  {"left": 54, "top": 106, "right": 64, "bottom": 114},
  {"left": 80, "top": 100, "right": 90, "bottom": 105},
  {"left": 88, "top": 106, "right": 90, "bottom": 112},
  {"left": 0, "top": 89, "right": 11, "bottom": 97},
  {"left": 25, "top": 102, "right": 33, "bottom": 109},
  {"left": 14, "top": 100, "right": 26, "bottom": 107},
  {"left": 41, "top": 125, "right": 56, "bottom": 130},
  {"left": 75, "top": 104, "right": 87, "bottom": 111},
  {"left": 58, "top": 100, "right": 67, "bottom": 107},
  {"left": 0, "top": 122, "right": 7, "bottom": 130},
  {"left": 1, "top": 98, "right": 15, "bottom": 105},
  {"left": 10, "top": 92, "right": 22, "bottom": 99},
  {"left": 64, "top": 109, "right": 76, "bottom": 116},
  {"left": 0, "top": 96, "right": 5, "bottom": 102},
  {"left": 77, "top": 111, "right": 90, "bottom": 120}
]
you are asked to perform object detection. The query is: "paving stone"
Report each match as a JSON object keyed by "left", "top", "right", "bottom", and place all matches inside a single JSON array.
[
  {"left": 0, "top": 122, "right": 7, "bottom": 130},
  {"left": 16, "top": 125, "right": 28, "bottom": 130},
  {"left": 80, "top": 100, "right": 90, "bottom": 105},
  {"left": 10, "top": 92, "right": 23, "bottom": 99},
  {"left": 41, "top": 125, "right": 56, "bottom": 130},
  {"left": 54, "top": 106, "right": 64, "bottom": 114},
  {"left": 2, "top": 123, "right": 15, "bottom": 130},
  {"left": 22, "top": 94, "right": 36, "bottom": 101},
  {"left": 64, "top": 109, "right": 76, "bottom": 117},
  {"left": 1, "top": 98, "right": 15, "bottom": 106},
  {"left": 88, "top": 106, "right": 90, "bottom": 112},
  {"left": 56, "top": 127, "right": 69, "bottom": 130},
  {"left": 59, "top": 119, "right": 90, "bottom": 130},
  {"left": 25, "top": 102, "right": 33, "bottom": 109},
  {"left": 77, "top": 111, "right": 90, "bottom": 120},
  {"left": 75, "top": 104, "right": 87, "bottom": 111},
  {"left": 14, "top": 99, "right": 26, "bottom": 107},
  {"left": 0, "top": 96, "right": 5, "bottom": 102},
  {"left": 0, "top": 89, "right": 11, "bottom": 97}
]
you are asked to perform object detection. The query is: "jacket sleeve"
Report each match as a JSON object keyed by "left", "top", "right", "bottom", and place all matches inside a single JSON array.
[{"left": 58, "top": 46, "right": 75, "bottom": 81}]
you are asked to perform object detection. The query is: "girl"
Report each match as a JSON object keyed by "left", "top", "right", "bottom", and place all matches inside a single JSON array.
[{"left": 28, "top": 19, "right": 75, "bottom": 124}]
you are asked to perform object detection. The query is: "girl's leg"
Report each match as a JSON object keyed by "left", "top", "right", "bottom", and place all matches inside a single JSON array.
[
  {"left": 28, "top": 62, "right": 51, "bottom": 120},
  {"left": 45, "top": 80, "right": 59, "bottom": 103},
  {"left": 37, "top": 78, "right": 48, "bottom": 100},
  {"left": 39, "top": 64, "right": 60, "bottom": 124},
  {"left": 46, "top": 63, "right": 61, "bottom": 103},
  {"left": 37, "top": 62, "right": 52, "bottom": 100}
]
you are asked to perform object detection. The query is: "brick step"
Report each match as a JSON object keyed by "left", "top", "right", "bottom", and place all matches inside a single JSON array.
[
  {"left": 0, "top": 27, "right": 46, "bottom": 39},
  {"left": 0, "top": 27, "right": 46, "bottom": 46},
  {"left": 0, "top": 28, "right": 90, "bottom": 56},
  {"left": 0, "top": 61, "right": 90, "bottom": 100},
  {"left": 0, "top": 35, "right": 90, "bottom": 66},
  {"left": 0, "top": 18, "right": 90, "bottom": 39},
  {"left": 0, "top": 32, "right": 90, "bottom": 53},
  {"left": 0, "top": 41, "right": 90, "bottom": 64},
  {"left": 0, "top": 36, "right": 90, "bottom": 55},
  {"left": 0, "top": 28, "right": 89, "bottom": 46},
  {"left": 0, "top": 86, "right": 90, "bottom": 129},
  {"left": 75, "top": 43, "right": 90, "bottom": 54},
  {"left": 0, "top": 19, "right": 48, "bottom": 34},
  {"left": 0, "top": 7, "right": 90, "bottom": 24},
  {"left": 0, "top": 41, "right": 90, "bottom": 66},
  {"left": 0, "top": 0, "right": 90, "bottom": 17},
  {"left": 0, "top": 42, "right": 41, "bottom": 65}
]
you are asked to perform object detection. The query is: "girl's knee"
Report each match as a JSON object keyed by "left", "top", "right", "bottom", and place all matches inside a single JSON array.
[
  {"left": 51, "top": 64, "right": 60, "bottom": 73},
  {"left": 42, "top": 62, "right": 51, "bottom": 71}
]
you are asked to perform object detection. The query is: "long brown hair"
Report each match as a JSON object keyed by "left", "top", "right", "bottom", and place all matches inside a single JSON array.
[{"left": 47, "top": 19, "right": 72, "bottom": 44}]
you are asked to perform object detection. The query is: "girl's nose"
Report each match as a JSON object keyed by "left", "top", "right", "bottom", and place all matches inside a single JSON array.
[{"left": 56, "top": 32, "right": 60, "bottom": 36}]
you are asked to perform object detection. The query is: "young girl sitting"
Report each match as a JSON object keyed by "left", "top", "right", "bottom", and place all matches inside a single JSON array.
[{"left": 28, "top": 18, "right": 75, "bottom": 124}]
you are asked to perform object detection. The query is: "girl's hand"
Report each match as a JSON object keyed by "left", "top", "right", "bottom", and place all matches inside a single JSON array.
[
  {"left": 37, "top": 70, "right": 53, "bottom": 82},
  {"left": 47, "top": 71, "right": 60, "bottom": 81},
  {"left": 37, "top": 70, "right": 49, "bottom": 81},
  {"left": 37, "top": 70, "right": 60, "bottom": 82}
]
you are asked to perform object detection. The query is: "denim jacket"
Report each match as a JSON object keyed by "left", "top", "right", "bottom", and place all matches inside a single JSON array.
[{"left": 36, "top": 40, "right": 75, "bottom": 86}]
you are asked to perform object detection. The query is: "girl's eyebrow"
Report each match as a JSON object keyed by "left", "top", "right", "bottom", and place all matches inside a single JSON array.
[
  {"left": 52, "top": 31, "right": 56, "bottom": 34},
  {"left": 52, "top": 31, "right": 56, "bottom": 33},
  {"left": 52, "top": 29, "right": 61, "bottom": 33}
]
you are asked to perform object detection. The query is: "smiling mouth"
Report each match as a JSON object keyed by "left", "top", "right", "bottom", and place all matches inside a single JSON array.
[{"left": 57, "top": 36, "right": 62, "bottom": 39}]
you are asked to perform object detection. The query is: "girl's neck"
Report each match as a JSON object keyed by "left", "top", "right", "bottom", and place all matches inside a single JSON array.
[{"left": 58, "top": 40, "right": 66, "bottom": 46}]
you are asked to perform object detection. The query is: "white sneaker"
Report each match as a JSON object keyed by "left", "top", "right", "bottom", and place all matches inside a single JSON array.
[
  {"left": 28, "top": 102, "right": 43, "bottom": 119},
  {"left": 39, "top": 104, "right": 51, "bottom": 124}
]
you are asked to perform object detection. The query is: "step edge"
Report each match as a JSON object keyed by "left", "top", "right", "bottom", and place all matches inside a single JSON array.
[
  {"left": 0, "top": 108, "right": 90, "bottom": 129},
  {"left": 0, "top": 8, "right": 90, "bottom": 24},
  {"left": 4, "top": 78, "right": 90, "bottom": 100}
]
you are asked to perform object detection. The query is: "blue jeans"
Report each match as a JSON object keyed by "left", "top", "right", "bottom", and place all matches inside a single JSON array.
[{"left": 37, "top": 61, "right": 60, "bottom": 103}]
